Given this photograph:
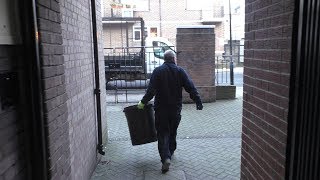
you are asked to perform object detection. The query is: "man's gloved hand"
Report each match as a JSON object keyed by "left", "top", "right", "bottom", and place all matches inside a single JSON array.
[
  {"left": 137, "top": 101, "right": 145, "bottom": 109},
  {"left": 196, "top": 102, "right": 203, "bottom": 110}
]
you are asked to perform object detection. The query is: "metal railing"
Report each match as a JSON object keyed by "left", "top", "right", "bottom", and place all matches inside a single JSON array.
[
  {"left": 104, "top": 49, "right": 239, "bottom": 103},
  {"left": 215, "top": 56, "right": 231, "bottom": 85},
  {"left": 104, "top": 46, "right": 173, "bottom": 103}
]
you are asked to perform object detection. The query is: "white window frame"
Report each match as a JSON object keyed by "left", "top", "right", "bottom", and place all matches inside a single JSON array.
[
  {"left": 133, "top": 26, "right": 158, "bottom": 41},
  {"left": 149, "top": 27, "right": 159, "bottom": 37}
]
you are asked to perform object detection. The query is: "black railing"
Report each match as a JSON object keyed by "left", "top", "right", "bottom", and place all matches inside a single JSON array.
[
  {"left": 104, "top": 46, "right": 173, "bottom": 103},
  {"left": 104, "top": 48, "right": 241, "bottom": 103},
  {"left": 215, "top": 56, "right": 231, "bottom": 85}
]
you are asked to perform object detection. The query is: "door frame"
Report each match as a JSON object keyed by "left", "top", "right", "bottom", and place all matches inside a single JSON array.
[{"left": 286, "top": 0, "right": 320, "bottom": 179}]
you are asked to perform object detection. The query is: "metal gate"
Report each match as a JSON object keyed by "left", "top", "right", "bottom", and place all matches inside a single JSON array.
[
  {"left": 104, "top": 46, "right": 170, "bottom": 103},
  {"left": 286, "top": 0, "right": 320, "bottom": 179},
  {"left": 105, "top": 53, "right": 241, "bottom": 103}
]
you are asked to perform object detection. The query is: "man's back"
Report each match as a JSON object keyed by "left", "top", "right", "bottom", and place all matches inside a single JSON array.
[
  {"left": 141, "top": 61, "right": 200, "bottom": 109},
  {"left": 152, "top": 61, "right": 183, "bottom": 108},
  {"left": 138, "top": 50, "right": 203, "bottom": 173}
]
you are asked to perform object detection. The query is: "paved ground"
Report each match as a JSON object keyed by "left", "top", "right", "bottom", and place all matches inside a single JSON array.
[{"left": 91, "top": 87, "right": 243, "bottom": 180}]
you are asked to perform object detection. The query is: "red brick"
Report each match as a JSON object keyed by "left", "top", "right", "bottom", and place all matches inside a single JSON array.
[
  {"left": 242, "top": 0, "right": 293, "bottom": 170},
  {"left": 252, "top": 87, "right": 266, "bottom": 99},
  {"left": 243, "top": 117, "right": 286, "bottom": 164},
  {"left": 243, "top": 133, "right": 284, "bottom": 179},
  {"left": 242, "top": 142, "right": 272, "bottom": 180},
  {"left": 264, "top": 39, "right": 278, "bottom": 49},
  {"left": 255, "top": 79, "right": 269, "bottom": 89},
  {"left": 268, "top": 2, "right": 284, "bottom": 16},
  {"left": 281, "top": 50, "right": 292, "bottom": 61},
  {"left": 278, "top": 39, "right": 292, "bottom": 49},
  {"left": 252, "top": 96, "right": 268, "bottom": 110},
  {"left": 268, "top": 27, "right": 283, "bottom": 39},
  {"left": 265, "top": 113, "right": 288, "bottom": 134},
  {"left": 266, "top": 50, "right": 281, "bottom": 60},
  {"left": 268, "top": 82, "right": 289, "bottom": 97}
]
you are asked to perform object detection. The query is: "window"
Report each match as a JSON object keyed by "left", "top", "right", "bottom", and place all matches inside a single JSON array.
[
  {"left": 133, "top": 26, "right": 147, "bottom": 41},
  {"left": 186, "top": 0, "right": 214, "bottom": 10},
  {"left": 150, "top": 27, "right": 158, "bottom": 37},
  {"left": 122, "top": 9, "right": 133, "bottom": 17},
  {"left": 133, "top": 26, "right": 158, "bottom": 41}
]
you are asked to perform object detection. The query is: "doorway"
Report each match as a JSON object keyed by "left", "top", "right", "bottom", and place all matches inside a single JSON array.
[{"left": 286, "top": 0, "right": 320, "bottom": 179}]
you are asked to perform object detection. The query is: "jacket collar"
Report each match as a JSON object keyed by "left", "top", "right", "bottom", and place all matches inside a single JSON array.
[{"left": 164, "top": 61, "right": 176, "bottom": 65}]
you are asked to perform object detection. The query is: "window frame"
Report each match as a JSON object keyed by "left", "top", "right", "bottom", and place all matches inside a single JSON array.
[{"left": 133, "top": 26, "right": 159, "bottom": 41}]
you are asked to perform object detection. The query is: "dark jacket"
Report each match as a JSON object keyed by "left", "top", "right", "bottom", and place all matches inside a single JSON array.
[{"left": 141, "top": 61, "right": 201, "bottom": 109}]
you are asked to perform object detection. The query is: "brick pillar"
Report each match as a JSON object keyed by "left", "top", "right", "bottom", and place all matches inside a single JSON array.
[{"left": 176, "top": 25, "right": 216, "bottom": 103}]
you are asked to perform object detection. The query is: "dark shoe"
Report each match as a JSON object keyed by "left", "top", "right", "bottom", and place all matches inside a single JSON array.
[{"left": 161, "top": 159, "right": 171, "bottom": 173}]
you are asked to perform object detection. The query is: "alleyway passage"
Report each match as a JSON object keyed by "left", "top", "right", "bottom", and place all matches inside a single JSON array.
[{"left": 91, "top": 88, "right": 243, "bottom": 180}]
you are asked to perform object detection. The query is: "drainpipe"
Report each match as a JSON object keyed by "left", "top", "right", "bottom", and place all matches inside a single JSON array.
[
  {"left": 229, "top": 0, "right": 234, "bottom": 85},
  {"left": 90, "top": 0, "right": 105, "bottom": 155},
  {"left": 19, "top": 0, "right": 49, "bottom": 179},
  {"left": 159, "top": 0, "right": 162, "bottom": 36}
]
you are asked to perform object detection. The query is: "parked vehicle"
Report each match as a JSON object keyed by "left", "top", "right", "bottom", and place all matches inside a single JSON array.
[{"left": 104, "top": 37, "right": 175, "bottom": 82}]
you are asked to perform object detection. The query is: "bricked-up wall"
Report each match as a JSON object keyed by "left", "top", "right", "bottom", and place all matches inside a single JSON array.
[
  {"left": 176, "top": 26, "right": 216, "bottom": 103},
  {"left": 241, "top": 0, "right": 294, "bottom": 179},
  {"left": 0, "top": 46, "right": 26, "bottom": 179},
  {"left": 37, "top": 0, "right": 107, "bottom": 179}
]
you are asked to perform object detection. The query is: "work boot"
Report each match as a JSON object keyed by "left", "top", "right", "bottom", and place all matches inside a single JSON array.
[{"left": 161, "top": 159, "right": 171, "bottom": 173}]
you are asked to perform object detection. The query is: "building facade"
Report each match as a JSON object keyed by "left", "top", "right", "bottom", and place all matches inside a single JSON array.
[{"left": 102, "top": 0, "right": 226, "bottom": 55}]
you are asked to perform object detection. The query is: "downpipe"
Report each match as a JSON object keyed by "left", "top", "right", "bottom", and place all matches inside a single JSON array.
[
  {"left": 90, "top": 0, "right": 105, "bottom": 155},
  {"left": 19, "top": 0, "right": 49, "bottom": 179}
]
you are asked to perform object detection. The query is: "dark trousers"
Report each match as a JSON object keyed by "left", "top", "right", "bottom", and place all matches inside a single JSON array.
[{"left": 154, "top": 106, "right": 181, "bottom": 163}]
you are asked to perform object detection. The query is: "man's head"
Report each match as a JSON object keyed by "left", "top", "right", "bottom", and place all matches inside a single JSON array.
[{"left": 164, "top": 50, "right": 176, "bottom": 63}]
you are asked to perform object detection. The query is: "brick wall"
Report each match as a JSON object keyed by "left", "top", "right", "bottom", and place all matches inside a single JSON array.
[
  {"left": 36, "top": 0, "right": 71, "bottom": 179},
  {"left": 0, "top": 46, "right": 26, "bottom": 180},
  {"left": 60, "top": 0, "right": 107, "bottom": 179},
  {"left": 241, "top": 0, "right": 294, "bottom": 179},
  {"left": 37, "top": 0, "right": 107, "bottom": 179},
  {"left": 176, "top": 26, "right": 216, "bottom": 103}
]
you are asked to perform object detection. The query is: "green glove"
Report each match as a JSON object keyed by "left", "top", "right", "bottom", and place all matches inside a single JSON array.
[{"left": 137, "top": 101, "right": 145, "bottom": 109}]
